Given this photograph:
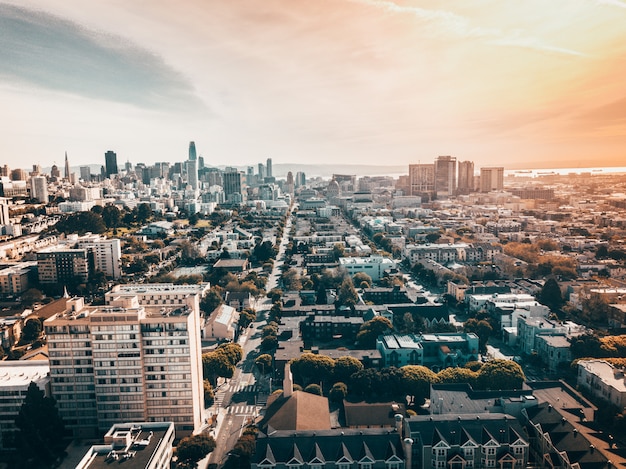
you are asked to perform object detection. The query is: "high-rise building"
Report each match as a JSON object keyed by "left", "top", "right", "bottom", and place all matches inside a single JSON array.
[
  {"left": 457, "top": 160, "right": 475, "bottom": 194},
  {"left": 37, "top": 247, "right": 90, "bottom": 284},
  {"left": 45, "top": 284, "right": 207, "bottom": 438},
  {"left": 31, "top": 175, "right": 48, "bottom": 203},
  {"left": 266, "top": 158, "right": 273, "bottom": 178},
  {"left": 295, "top": 171, "right": 306, "bottom": 188},
  {"left": 187, "top": 159, "right": 198, "bottom": 190},
  {"left": 435, "top": 155, "right": 457, "bottom": 197},
  {"left": 76, "top": 234, "right": 122, "bottom": 279},
  {"left": 480, "top": 167, "right": 504, "bottom": 192},
  {"left": 80, "top": 166, "right": 91, "bottom": 182},
  {"left": 64, "top": 152, "right": 71, "bottom": 180},
  {"left": 223, "top": 168, "right": 243, "bottom": 200},
  {"left": 188, "top": 141, "right": 197, "bottom": 161},
  {"left": 0, "top": 197, "right": 9, "bottom": 225},
  {"left": 105, "top": 151, "right": 118, "bottom": 177},
  {"left": 408, "top": 163, "right": 435, "bottom": 196},
  {"left": 258, "top": 163, "right": 266, "bottom": 181}
]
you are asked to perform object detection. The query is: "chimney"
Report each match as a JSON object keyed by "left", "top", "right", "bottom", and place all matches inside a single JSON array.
[
  {"left": 404, "top": 438, "right": 413, "bottom": 469},
  {"left": 395, "top": 414, "right": 404, "bottom": 434},
  {"left": 283, "top": 363, "right": 294, "bottom": 398}
]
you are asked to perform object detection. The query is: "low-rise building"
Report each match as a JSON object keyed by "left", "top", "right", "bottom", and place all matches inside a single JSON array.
[
  {"left": 204, "top": 304, "right": 238, "bottom": 341},
  {"left": 376, "top": 333, "right": 479, "bottom": 370},
  {"left": 577, "top": 359, "right": 626, "bottom": 409},
  {"left": 75, "top": 421, "right": 174, "bottom": 469},
  {"left": 339, "top": 255, "right": 396, "bottom": 282}
]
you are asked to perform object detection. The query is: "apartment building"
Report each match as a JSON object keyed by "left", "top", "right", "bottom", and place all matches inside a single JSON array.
[
  {"left": 37, "top": 247, "right": 90, "bottom": 284},
  {"left": 577, "top": 360, "right": 626, "bottom": 409},
  {"left": 44, "top": 291, "right": 204, "bottom": 438},
  {"left": 339, "top": 256, "right": 397, "bottom": 281},
  {"left": 76, "top": 234, "right": 122, "bottom": 279}
]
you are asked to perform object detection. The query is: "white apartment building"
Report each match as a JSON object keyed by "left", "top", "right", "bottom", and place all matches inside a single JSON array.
[
  {"left": 45, "top": 290, "right": 204, "bottom": 438},
  {"left": 339, "top": 255, "right": 396, "bottom": 282},
  {"left": 577, "top": 360, "right": 626, "bottom": 409},
  {"left": 76, "top": 234, "right": 122, "bottom": 279},
  {"left": 0, "top": 361, "right": 50, "bottom": 450}
]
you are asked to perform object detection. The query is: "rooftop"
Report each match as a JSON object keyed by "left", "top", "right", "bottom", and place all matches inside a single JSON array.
[{"left": 0, "top": 361, "right": 50, "bottom": 389}]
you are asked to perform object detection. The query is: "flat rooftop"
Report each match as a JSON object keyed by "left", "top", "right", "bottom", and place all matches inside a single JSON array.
[{"left": 0, "top": 361, "right": 49, "bottom": 389}]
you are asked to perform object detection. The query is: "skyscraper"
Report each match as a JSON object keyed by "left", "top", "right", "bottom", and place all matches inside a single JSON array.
[
  {"left": 104, "top": 151, "right": 118, "bottom": 177},
  {"left": 435, "top": 155, "right": 457, "bottom": 197},
  {"left": 188, "top": 141, "right": 197, "bottom": 161},
  {"left": 457, "top": 160, "right": 475, "bottom": 194},
  {"left": 266, "top": 158, "right": 273, "bottom": 178},
  {"left": 187, "top": 159, "right": 198, "bottom": 190},
  {"left": 480, "top": 167, "right": 504, "bottom": 192},
  {"left": 64, "top": 152, "right": 71, "bottom": 180},
  {"left": 408, "top": 163, "right": 435, "bottom": 196},
  {"left": 31, "top": 175, "right": 48, "bottom": 203},
  {"left": 80, "top": 166, "right": 91, "bottom": 182}
]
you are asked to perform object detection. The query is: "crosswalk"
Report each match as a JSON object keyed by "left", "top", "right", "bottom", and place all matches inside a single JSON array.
[
  {"left": 228, "top": 404, "right": 262, "bottom": 415},
  {"left": 226, "top": 383, "right": 258, "bottom": 393}
]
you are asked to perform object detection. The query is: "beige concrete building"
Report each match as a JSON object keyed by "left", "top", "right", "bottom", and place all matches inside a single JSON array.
[{"left": 45, "top": 287, "right": 204, "bottom": 438}]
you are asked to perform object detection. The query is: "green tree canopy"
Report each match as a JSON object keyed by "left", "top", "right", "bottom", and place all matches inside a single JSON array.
[
  {"left": 353, "top": 272, "right": 373, "bottom": 289},
  {"left": 216, "top": 343, "right": 243, "bottom": 366},
  {"left": 356, "top": 316, "right": 393, "bottom": 348},
  {"left": 21, "top": 318, "right": 42, "bottom": 343},
  {"left": 463, "top": 318, "right": 492, "bottom": 353},
  {"left": 203, "top": 380, "right": 215, "bottom": 407},
  {"left": 255, "top": 354, "right": 273, "bottom": 375},
  {"left": 329, "top": 382, "right": 348, "bottom": 403},
  {"left": 537, "top": 277, "right": 564, "bottom": 311},
  {"left": 101, "top": 204, "right": 121, "bottom": 229},
  {"left": 202, "top": 352, "right": 235, "bottom": 386},
  {"left": 15, "top": 382, "right": 67, "bottom": 467},
  {"left": 290, "top": 353, "right": 335, "bottom": 387},
  {"left": 200, "top": 288, "right": 224, "bottom": 316},
  {"left": 437, "top": 366, "right": 478, "bottom": 385},
  {"left": 333, "top": 356, "right": 364, "bottom": 384},
  {"left": 337, "top": 277, "right": 359, "bottom": 307},
  {"left": 176, "top": 433, "right": 216, "bottom": 466},
  {"left": 475, "top": 359, "right": 525, "bottom": 390},
  {"left": 401, "top": 365, "right": 439, "bottom": 405},
  {"left": 55, "top": 211, "right": 106, "bottom": 234},
  {"left": 304, "top": 383, "right": 323, "bottom": 395}
]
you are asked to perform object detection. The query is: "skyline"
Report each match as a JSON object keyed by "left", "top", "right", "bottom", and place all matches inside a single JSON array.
[{"left": 2, "top": 1, "right": 626, "bottom": 170}]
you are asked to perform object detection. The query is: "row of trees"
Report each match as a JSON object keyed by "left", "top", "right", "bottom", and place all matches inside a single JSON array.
[
  {"left": 202, "top": 343, "right": 244, "bottom": 387},
  {"left": 287, "top": 353, "right": 525, "bottom": 405}
]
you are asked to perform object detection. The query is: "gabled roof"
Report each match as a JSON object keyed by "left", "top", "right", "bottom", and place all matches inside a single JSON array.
[{"left": 260, "top": 391, "right": 331, "bottom": 432}]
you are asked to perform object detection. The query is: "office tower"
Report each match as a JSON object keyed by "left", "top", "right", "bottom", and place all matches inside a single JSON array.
[
  {"left": 31, "top": 164, "right": 42, "bottom": 176},
  {"left": 286, "top": 171, "right": 294, "bottom": 195},
  {"left": 31, "top": 175, "right": 48, "bottom": 203},
  {"left": 480, "top": 167, "right": 505, "bottom": 192},
  {"left": 124, "top": 160, "right": 132, "bottom": 172},
  {"left": 64, "top": 152, "right": 71, "bottom": 180},
  {"left": 435, "top": 155, "right": 457, "bottom": 197},
  {"left": 408, "top": 163, "right": 435, "bottom": 196},
  {"left": 80, "top": 166, "right": 91, "bottom": 182},
  {"left": 295, "top": 171, "right": 306, "bottom": 188},
  {"left": 105, "top": 150, "right": 118, "bottom": 177},
  {"left": 198, "top": 155, "right": 205, "bottom": 170},
  {"left": 0, "top": 165, "right": 8, "bottom": 177},
  {"left": 223, "top": 168, "right": 243, "bottom": 200},
  {"left": 258, "top": 163, "right": 266, "bottom": 181},
  {"left": 187, "top": 159, "right": 198, "bottom": 190},
  {"left": 50, "top": 164, "right": 61, "bottom": 180},
  {"left": 188, "top": 141, "right": 197, "bottom": 161},
  {"left": 266, "top": 158, "right": 273, "bottom": 178},
  {"left": 457, "top": 160, "right": 475, "bottom": 194},
  {"left": 10, "top": 168, "right": 27, "bottom": 181},
  {"left": 45, "top": 284, "right": 207, "bottom": 438}
]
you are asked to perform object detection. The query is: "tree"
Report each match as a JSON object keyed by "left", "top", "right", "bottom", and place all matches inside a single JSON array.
[
  {"left": 200, "top": 288, "right": 223, "bottom": 317},
  {"left": 202, "top": 352, "right": 235, "bottom": 386},
  {"left": 14, "top": 382, "right": 67, "bottom": 467},
  {"left": 290, "top": 353, "right": 335, "bottom": 387},
  {"left": 333, "top": 356, "right": 364, "bottom": 384},
  {"left": 255, "top": 354, "right": 273, "bottom": 375},
  {"left": 329, "top": 382, "right": 348, "bottom": 403},
  {"left": 475, "top": 359, "right": 525, "bottom": 390},
  {"left": 55, "top": 211, "right": 107, "bottom": 234},
  {"left": 401, "top": 365, "right": 438, "bottom": 405},
  {"left": 267, "top": 288, "right": 283, "bottom": 303},
  {"left": 582, "top": 293, "right": 610, "bottom": 324},
  {"left": 136, "top": 203, "right": 153, "bottom": 224},
  {"left": 203, "top": 380, "right": 215, "bottom": 407},
  {"left": 437, "top": 367, "right": 478, "bottom": 385},
  {"left": 101, "top": 204, "right": 121, "bottom": 229},
  {"left": 356, "top": 316, "right": 393, "bottom": 348},
  {"left": 337, "top": 277, "right": 359, "bottom": 307},
  {"left": 238, "top": 309, "right": 256, "bottom": 329},
  {"left": 176, "top": 433, "right": 216, "bottom": 466},
  {"left": 261, "top": 335, "right": 278, "bottom": 351},
  {"left": 304, "top": 383, "right": 323, "bottom": 395},
  {"left": 21, "top": 318, "right": 42, "bottom": 343},
  {"left": 463, "top": 318, "right": 492, "bottom": 353},
  {"left": 353, "top": 272, "right": 373, "bottom": 289},
  {"left": 21, "top": 288, "right": 43, "bottom": 307},
  {"left": 253, "top": 240, "right": 275, "bottom": 263},
  {"left": 537, "top": 277, "right": 564, "bottom": 312},
  {"left": 216, "top": 343, "right": 244, "bottom": 366}
]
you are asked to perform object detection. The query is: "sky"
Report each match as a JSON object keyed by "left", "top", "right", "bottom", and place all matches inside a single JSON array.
[{"left": 2, "top": 0, "right": 626, "bottom": 171}]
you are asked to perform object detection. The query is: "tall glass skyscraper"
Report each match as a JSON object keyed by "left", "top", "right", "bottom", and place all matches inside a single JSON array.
[
  {"left": 189, "top": 141, "right": 197, "bottom": 161},
  {"left": 104, "top": 151, "right": 118, "bottom": 177}
]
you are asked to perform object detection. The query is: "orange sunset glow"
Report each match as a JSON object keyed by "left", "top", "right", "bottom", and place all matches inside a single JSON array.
[{"left": 2, "top": 0, "right": 626, "bottom": 169}]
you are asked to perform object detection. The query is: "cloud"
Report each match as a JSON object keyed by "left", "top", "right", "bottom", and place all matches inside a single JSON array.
[
  {"left": 349, "top": 0, "right": 584, "bottom": 56},
  {"left": 595, "top": 0, "right": 626, "bottom": 8},
  {"left": 0, "top": 3, "right": 206, "bottom": 112}
]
